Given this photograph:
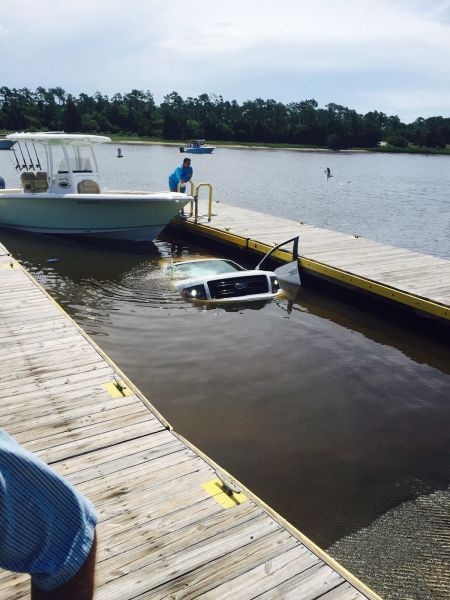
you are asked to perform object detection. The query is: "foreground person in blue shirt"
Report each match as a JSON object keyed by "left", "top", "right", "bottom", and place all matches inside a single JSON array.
[
  {"left": 0, "top": 429, "right": 97, "bottom": 599},
  {"left": 168, "top": 157, "right": 193, "bottom": 192}
]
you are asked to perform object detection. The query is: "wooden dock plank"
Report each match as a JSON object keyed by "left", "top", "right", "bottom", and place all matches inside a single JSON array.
[
  {"left": 0, "top": 353, "right": 107, "bottom": 383},
  {"left": 0, "top": 336, "right": 93, "bottom": 365},
  {"left": 97, "top": 498, "right": 227, "bottom": 565},
  {"left": 0, "top": 321, "right": 68, "bottom": 342},
  {"left": 8, "top": 402, "right": 151, "bottom": 446},
  {"left": 95, "top": 511, "right": 279, "bottom": 599},
  {"left": 77, "top": 450, "right": 203, "bottom": 501},
  {"left": 55, "top": 429, "right": 181, "bottom": 481},
  {"left": 0, "top": 576, "right": 28, "bottom": 600},
  {"left": 254, "top": 563, "right": 346, "bottom": 599},
  {"left": 142, "top": 530, "right": 299, "bottom": 600},
  {"left": 92, "top": 464, "right": 214, "bottom": 523},
  {"left": 96, "top": 503, "right": 266, "bottom": 582},
  {"left": 0, "top": 365, "right": 115, "bottom": 399},
  {"left": 319, "top": 583, "right": 368, "bottom": 599},
  {"left": 0, "top": 365, "right": 116, "bottom": 399},
  {"left": 26, "top": 417, "right": 165, "bottom": 460},
  {"left": 0, "top": 394, "right": 142, "bottom": 431},
  {"left": 196, "top": 544, "right": 321, "bottom": 599},
  {"left": 0, "top": 381, "right": 117, "bottom": 416},
  {"left": 95, "top": 467, "right": 217, "bottom": 536}
]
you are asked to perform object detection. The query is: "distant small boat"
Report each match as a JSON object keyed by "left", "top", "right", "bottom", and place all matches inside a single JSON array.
[
  {"left": 180, "top": 139, "right": 215, "bottom": 154},
  {"left": 0, "top": 139, "right": 15, "bottom": 150}
]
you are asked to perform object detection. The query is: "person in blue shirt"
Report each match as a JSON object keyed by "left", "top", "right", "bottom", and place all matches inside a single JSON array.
[
  {"left": 168, "top": 157, "right": 193, "bottom": 192},
  {"left": 0, "top": 429, "right": 97, "bottom": 599}
]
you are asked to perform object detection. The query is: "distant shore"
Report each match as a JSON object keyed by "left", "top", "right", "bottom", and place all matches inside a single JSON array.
[
  {"left": 109, "top": 136, "right": 450, "bottom": 156},
  {"left": 111, "top": 139, "right": 359, "bottom": 153}
]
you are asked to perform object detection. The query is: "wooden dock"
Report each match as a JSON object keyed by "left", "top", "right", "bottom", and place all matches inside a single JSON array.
[
  {"left": 171, "top": 201, "right": 450, "bottom": 323},
  {"left": 0, "top": 241, "right": 382, "bottom": 598}
]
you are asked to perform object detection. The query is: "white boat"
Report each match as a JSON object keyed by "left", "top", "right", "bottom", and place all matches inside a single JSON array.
[
  {"left": 0, "top": 132, "right": 192, "bottom": 242},
  {"left": 167, "top": 236, "right": 301, "bottom": 303},
  {"left": 179, "top": 139, "right": 215, "bottom": 154}
]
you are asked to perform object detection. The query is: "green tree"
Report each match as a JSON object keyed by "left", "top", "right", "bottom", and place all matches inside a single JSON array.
[
  {"left": 63, "top": 96, "right": 82, "bottom": 132},
  {"left": 160, "top": 91, "right": 186, "bottom": 139},
  {"left": 424, "top": 128, "right": 446, "bottom": 148},
  {"left": 386, "top": 134, "right": 408, "bottom": 148},
  {"left": 1, "top": 85, "right": 449, "bottom": 149}
]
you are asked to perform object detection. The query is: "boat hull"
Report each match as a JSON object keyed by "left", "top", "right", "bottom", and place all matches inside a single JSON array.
[
  {"left": 0, "top": 191, "right": 191, "bottom": 242},
  {"left": 183, "top": 147, "right": 214, "bottom": 154}
]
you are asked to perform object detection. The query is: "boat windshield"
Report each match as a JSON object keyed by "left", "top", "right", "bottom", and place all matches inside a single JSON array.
[
  {"left": 53, "top": 144, "right": 94, "bottom": 173},
  {"left": 169, "top": 259, "right": 244, "bottom": 280}
]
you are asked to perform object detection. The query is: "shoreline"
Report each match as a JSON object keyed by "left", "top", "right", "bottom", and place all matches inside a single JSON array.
[
  {"left": 110, "top": 139, "right": 369, "bottom": 154},
  {"left": 110, "top": 138, "right": 449, "bottom": 156}
]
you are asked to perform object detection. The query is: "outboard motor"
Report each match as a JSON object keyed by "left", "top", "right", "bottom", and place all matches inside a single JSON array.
[{"left": 0, "top": 175, "right": 5, "bottom": 189}]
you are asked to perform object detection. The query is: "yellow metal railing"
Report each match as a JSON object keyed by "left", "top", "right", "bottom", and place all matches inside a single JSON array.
[
  {"left": 177, "top": 181, "right": 213, "bottom": 222},
  {"left": 194, "top": 183, "right": 213, "bottom": 222}
]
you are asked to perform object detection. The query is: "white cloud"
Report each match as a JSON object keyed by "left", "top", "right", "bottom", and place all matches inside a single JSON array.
[
  {"left": 364, "top": 88, "right": 450, "bottom": 121},
  {"left": 0, "top": 0, "right": 449, "bottom": 120}
]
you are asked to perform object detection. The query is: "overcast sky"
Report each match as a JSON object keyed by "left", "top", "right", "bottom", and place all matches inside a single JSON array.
[{"left": 1, "top": 0, "right": 449, "bottom": 123}]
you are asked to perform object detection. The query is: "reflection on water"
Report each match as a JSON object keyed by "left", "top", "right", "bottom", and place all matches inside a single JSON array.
[{"left": 2, "top": 227, "right": 450, "bottom": 599}]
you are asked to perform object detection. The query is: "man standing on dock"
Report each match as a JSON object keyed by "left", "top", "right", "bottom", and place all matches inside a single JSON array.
[
  {"left": 0, "top": 429, "right": 97, "bottom": 599},
  {"left": 169, "top": 157, "right": 193, "bottom": 192}
]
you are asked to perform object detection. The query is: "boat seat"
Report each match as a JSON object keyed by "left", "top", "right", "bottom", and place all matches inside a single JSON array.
[
  {"left": 34, "top": 171, "right": 49, "bottom": 192},
  {"left": 20, "top": 172, "right": 36, "bottom": 192},
  {"left": 78, "top": 179, "right": 100, "bottom": 194},
  {"left": 20, "top": 171, "right": 49, "bottom": 193}
]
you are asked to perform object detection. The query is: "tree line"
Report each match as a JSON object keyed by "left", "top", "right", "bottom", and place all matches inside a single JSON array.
[{"left": 1, "top": 86, "right": 449, "bottom": 150}]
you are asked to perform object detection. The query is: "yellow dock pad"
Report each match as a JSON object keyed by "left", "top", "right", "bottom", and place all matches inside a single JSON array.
[
  {"left": 0, "top": 245, "right": 381, "bottom": 598},
  {"left": 171, "top": 203, "right": 450, "bottom": 322}
]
